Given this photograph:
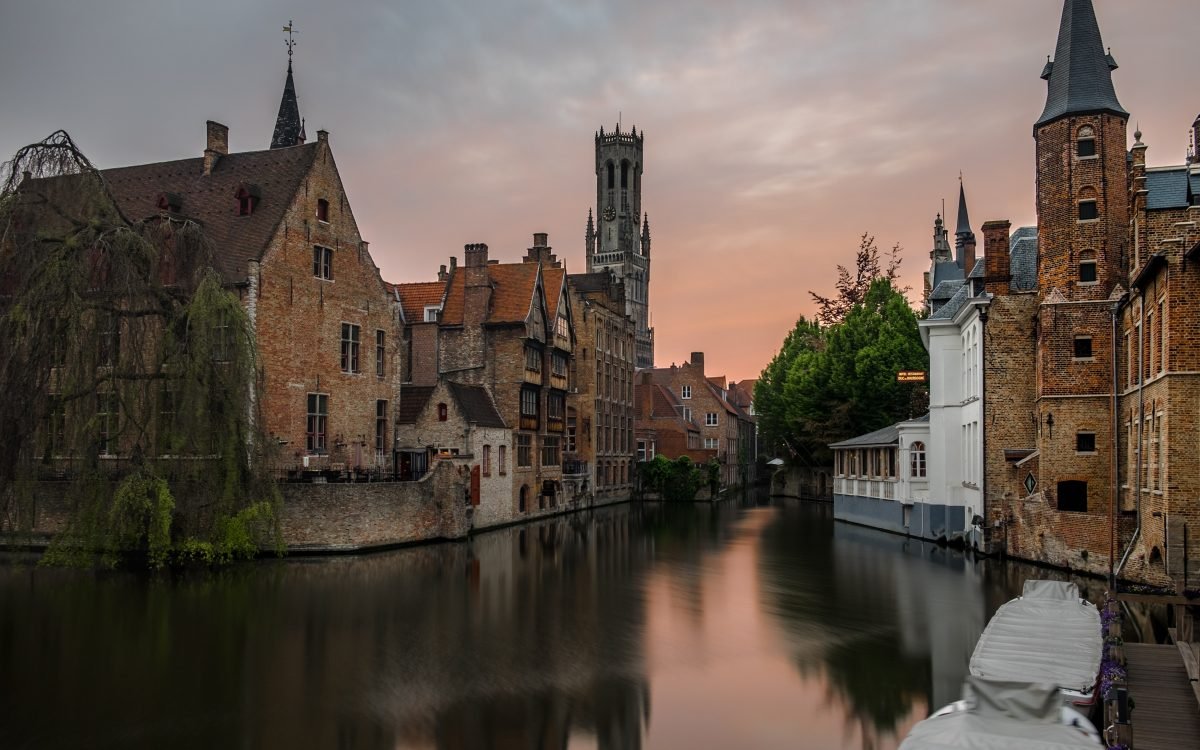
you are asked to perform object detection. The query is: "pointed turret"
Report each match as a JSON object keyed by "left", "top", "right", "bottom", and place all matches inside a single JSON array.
[
  {"left": 585, "top": 208, "right": 596, "bottom": 255},
  {"left": 954, "top": 178, "right": 977, "bottom": 273},
  {"left": 270, "top": 60, "right": 304, "bottom": 149},
  {"left": 1035, "top": 0, "right": 1127, "bottom": 130},
  {"left": 641, "top": 214, "right": 651, "bottom": 257}
]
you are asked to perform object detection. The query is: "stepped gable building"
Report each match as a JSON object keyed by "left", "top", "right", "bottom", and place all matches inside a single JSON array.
[
  {"left": 585, "top": 124, "right": 654, "bottom": 368},
  {"left": 566, "top": 269, "right": 637, "bottom": 501},
  {"left": 98, "top": 57, "right": 398, "bottom": 476},
  {"left": 409, "top": 236, "right": 580, "bottom": 520}
]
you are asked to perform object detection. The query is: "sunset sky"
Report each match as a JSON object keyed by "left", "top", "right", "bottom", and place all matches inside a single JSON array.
[{"left": 1, "top": 0, "right": 1194, "bottom": 381}]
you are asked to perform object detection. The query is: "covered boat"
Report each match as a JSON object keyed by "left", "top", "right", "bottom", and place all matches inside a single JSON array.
[
  {"left": 899, "top": 677, "right": 1102, "bottom": 750},
  {"left": 969, "top": 580, "right": 1101, "bottom": 704}
]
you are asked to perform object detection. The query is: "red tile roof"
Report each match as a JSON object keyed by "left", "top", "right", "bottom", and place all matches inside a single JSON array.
[
  {"left": 543, "top": 267, "right": 566, "bottom": 321},
  {"left": 392, "top": 281, "right": 447, "bottom": 324},
  {"left": 101, "top": 143, "right": 321, "bottom": 283},
  {"left": 440, "top": 262, "right": 541, "bottom": 326}
]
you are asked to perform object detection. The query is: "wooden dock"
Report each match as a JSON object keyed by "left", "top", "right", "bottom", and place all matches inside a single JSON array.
[{"left": 1124, "top": 642, "right": 1200, "bottom": 750}]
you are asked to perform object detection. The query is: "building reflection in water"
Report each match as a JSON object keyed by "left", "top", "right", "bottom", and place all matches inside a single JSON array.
[{"left": 0, "top": 495, "right": 1155, "bottom": 750}]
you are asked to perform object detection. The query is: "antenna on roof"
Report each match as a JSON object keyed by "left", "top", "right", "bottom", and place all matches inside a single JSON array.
[{"left": 283, "top": 20, "right": 298, "bottom": 63}]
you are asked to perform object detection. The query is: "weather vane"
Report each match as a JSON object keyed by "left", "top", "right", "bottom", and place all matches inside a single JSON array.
[{"left": 283, "top": 20, "right": 298, "bottom": 60}]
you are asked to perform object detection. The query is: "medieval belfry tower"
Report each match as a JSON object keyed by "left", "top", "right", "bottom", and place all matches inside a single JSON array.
[{"left": 586, "top": 124, "right": 654, "bottom": 368}]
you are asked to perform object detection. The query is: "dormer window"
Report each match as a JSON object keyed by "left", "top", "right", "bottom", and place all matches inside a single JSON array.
[
  {"left": 316, "top": 198, "right": 329, "bottom": 223},
  {"left": 157, "top": 192, "right": 182, "bottom": 213},
  {"left": 235, "top": 184, "right": 261, "bottom": 217},
  {"left": 1077, "top": 126, "right": 1096, "bottom": 158}
]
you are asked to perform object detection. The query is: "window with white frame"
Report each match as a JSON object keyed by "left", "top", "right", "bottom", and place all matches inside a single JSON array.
[
  {"left": 681, "top": 385, "right": 691, "bottom": 399},
  {"left": 910, "top": 441, "right": 926, "bottom": 478},
  {"left": 705, "top": 413, "right": 718, "bottom": 427},
  {"left": 423, "top": 305, "right": 441, "bottom": 323},
  {"left": 704, "top": 437, "right": 719, "bottom": 449}
]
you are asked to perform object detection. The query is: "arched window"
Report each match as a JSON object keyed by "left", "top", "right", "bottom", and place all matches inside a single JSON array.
[
  {"left": 1077, "top": 125, "right": 1096, "bottom": 158},
  {"left": 910, "top": 441, "right": 927, "bottom": 478},
  {"left": 621, "top": 160, "right": 630, "bottom": 189},
  {"left": 519, "top": 485, "right": 528, "bottom": 513},
  {"left": 437, "top": 403, "right": 448, "bottom": 421},
  {"left": 1078, "top": 250, "right": 1098, "bottom": 283},
  {"left": 606, "top": 161, "right": 615, "bottom": 190}
]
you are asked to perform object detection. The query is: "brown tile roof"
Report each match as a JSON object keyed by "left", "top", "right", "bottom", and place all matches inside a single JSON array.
[
  {"left": 397, "top": 386, "right": 436, "bottom": 425},
  {"left": 101, "top": 143, "right": 321, "bottom": 283},
  {"left": 439, "top": 262, "right": 540, "bottom": 326},
  {"left": 392, "top": 281, "right": 447, "bottom": 324},
  {"left": 646, "top": 383, "right": 699, "bottom": 430}
]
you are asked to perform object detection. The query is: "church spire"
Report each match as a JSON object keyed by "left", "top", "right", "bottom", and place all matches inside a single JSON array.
[
  {"left": 954, "top": 176, "right": 977, "bottom": 274},
  {"left": 1035, "top": 0, "right": 1127, "bottom": 130},
  {"left": 270, "top": 21, "right": 305, "bottom": 149}
]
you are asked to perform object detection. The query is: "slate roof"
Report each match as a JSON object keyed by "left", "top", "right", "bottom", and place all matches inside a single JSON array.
[
  {"left": 930, "top": 278, "right": 965, "bottom": 302},
  {"left": 1009, "top": 226, "right": 1039, "bottom": 292},
  {"left": 447, "top": 382, "right": 506, "bottom": 428},
  {"left": 1035, "top": 0, "right": 1127, "bottom": 129},
  {"left": 270, "top": 62, "right": 304, "bottom": 149},
  {"left": 955, "top": 180, "right": 973, "bottom": 237},
  {"left": 1145, "top": 167, "right": 1198, "bottom": 211},
  {"left": 397, "top": 386, "right": 436, "bottom": 425},
  {"left": 440, "top": 262, "right": 540, "bottom": 326},
  {"left": 968, "top": 258, "right": 986, "bottom": 279},
  {"left": 392, "top": 281, "right": 446, "bottom": 324},
  {"left": 930, "top": 283, "right": 972, "bottom": 321},
  {"left": 829, "top": 422, "right": 901, "bottom": 449},
  {"left": 101, "top": 143, "right": 321, "bottom": 283},
  {"left": 931, "top": 260, "right": 965, "bottom": 291},
  {"left": 568, "top": 271, "right": 613, "bottom": 294}
]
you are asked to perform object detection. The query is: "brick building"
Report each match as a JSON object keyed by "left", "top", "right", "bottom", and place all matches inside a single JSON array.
[
  {"left": 634, "top": 373, "right": 711, "bottom": 466},
  {"left": 922, "top": 0, "right": 1200, "bottom": 585},
  {"left": 639, "top": 353, "right": 753, "bottom": 487},
  {"left": 84, "top": 60, "right": 400, "bottom": 477},
  {"left": 406, "top": 236, "right": 580, "bottom": 517},
  {"left": 393, "top": 381, "right": 511, "bottom": 528},
  {"left": 566, "top": 270, "right": 638, "bottom": 502}
]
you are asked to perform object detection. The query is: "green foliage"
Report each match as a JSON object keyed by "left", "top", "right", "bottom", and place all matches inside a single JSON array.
[
  {"left": 760, "top": 262, "right": 928, "bottom": 467},
  {"left": 638, "top": 455, "right": 705, "bottom": 502},
  {"left": 0, "top": 131, "right": 283, "bottom": 568}
]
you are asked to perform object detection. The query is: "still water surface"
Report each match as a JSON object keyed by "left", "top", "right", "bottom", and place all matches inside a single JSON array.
[{"left": 1, "top": 496, "right": 1125, "bottom": 749}]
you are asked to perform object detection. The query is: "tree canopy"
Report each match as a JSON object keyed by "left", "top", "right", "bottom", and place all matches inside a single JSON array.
[
  {"left": 758, "top": 239, "right": 927, "bottom": 468},
  {"left": 0, "top": 131, "right": 280, "bottom": 567}
]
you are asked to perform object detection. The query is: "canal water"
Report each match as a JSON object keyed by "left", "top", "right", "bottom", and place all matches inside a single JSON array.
[{"left": 0, "top": 495, "right": 1136, "bottom": 749}]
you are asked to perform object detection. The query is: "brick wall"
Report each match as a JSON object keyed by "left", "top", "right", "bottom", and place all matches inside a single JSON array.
[
  {"left": 279, "top": 460, "right": 470, "bottom": 551},
  {"left": 255, "top": 136, "right": 400, "bottom": 475}
]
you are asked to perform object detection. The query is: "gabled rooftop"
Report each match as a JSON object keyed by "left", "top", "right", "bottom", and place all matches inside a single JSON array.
[{"left": 102, "top": 142, "right": 321, "bottom": 283}]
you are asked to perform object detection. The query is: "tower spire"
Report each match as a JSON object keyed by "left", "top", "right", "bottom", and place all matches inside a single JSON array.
[
  {"left": 1035, "top": 0, "right": 1127, "bottom": 131},
  {"left": 270, "top": 20, "right": 304, "bottom": 149}
]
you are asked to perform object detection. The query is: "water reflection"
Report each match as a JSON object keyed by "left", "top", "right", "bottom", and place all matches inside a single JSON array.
[{"left": 0, "top": 496, "right": 1153, "bottom": 750}]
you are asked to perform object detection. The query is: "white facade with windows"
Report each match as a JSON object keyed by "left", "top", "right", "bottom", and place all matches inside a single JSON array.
[{"left": 919, "top": 288, "right": 986, "bottom": 545}]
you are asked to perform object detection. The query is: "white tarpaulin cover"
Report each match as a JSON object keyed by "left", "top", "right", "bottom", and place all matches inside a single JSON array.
[
  {"left": 898, "top": 678, "right": 1102, "bottom": 750},
  {"left": 968, "top": 580, "right": 1101, "bottom": 695}
]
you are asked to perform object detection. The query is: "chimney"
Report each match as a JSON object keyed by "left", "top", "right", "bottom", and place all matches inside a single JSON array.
[
  {"left": 523, "top": 232, "right": 561, "bottom": 267},
  {"left": 438, "top": 264, "right": 448, "bottom": 282},
  {"left": 204, "top": 120, "right": 228, "bottom": 176},
  {"left": 463, "top": 243, "right": 492, "bottom": 325},
  {"left": 982, "top": 220, "right": 1012, "bottom": 296},
  {"left": 317, "top": 129, "right": 329, "bottom": 143},
  {"left": 690, "top": 352, "right": 705, "bottom": 371},
  {"left": 1191, "top": 114, "right": 1199, "bottom": 165},
  {"left": 962, "top": 235, "right": 977, "bottom": 282}
]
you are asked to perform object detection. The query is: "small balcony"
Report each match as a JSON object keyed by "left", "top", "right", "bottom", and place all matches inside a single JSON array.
[{"left": 562, "top": 459, "right": 589, "bottom": 478}]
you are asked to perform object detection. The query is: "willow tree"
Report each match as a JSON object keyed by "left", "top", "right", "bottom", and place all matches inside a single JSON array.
[{"left": 0, "top": 131, "right": 280, "bottom": 567}]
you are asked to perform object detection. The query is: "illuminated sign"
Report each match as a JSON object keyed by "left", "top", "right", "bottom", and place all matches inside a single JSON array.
[{"left": 897, "top": 371, "right": 927, "bottom": 383}]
